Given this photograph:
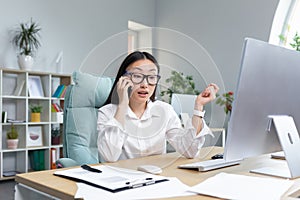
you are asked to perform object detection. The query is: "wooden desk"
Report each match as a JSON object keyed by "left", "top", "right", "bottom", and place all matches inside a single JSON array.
[{"left": 14, "top": 147, "right": 300, "bottom": 199}]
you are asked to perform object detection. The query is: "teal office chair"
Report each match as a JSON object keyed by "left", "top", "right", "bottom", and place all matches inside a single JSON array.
[{"left": 56, "top": 71, "right": 114, "bottom": 167}]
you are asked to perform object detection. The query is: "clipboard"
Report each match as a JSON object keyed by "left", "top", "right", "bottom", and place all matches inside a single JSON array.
[{"left": 54, "top": 165, "right": 169, "bottom": 193}]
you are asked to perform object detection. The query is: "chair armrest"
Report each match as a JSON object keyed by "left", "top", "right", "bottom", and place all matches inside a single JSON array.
[{"left": 56, "top": 158, "right": 79, "bottom": 168}]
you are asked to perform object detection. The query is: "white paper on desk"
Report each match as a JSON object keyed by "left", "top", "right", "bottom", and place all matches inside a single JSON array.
[
  {"left": 189, "top": 172, "right": 294, "bottom": 200},
  {"left": 75, "top": 177, "right": 195, "bottom": 200}
]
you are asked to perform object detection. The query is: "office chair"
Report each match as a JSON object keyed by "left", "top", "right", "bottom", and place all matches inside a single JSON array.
[{"left": 56, "top": 71, "right": 114, "bottom": 167}]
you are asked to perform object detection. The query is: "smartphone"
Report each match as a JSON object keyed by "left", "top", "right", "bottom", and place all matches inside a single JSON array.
[{"left": 128, "top": 86, "right": 132, "bottom": 98}]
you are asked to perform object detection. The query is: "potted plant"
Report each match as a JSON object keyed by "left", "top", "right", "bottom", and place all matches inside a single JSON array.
[
  {"left": 7, "top": 123, "right": 19, "bottom": 149},
  {"left": 160, "top": 71, "right": 200, "bottom": 103},
  {"left": 51, "top": 128, "right": 61, "bottom": 145},
  {"left": 215, "top": 91, "right": 234, "bottom": 115},
  {"left": 30, "top": 104, "right": 43, "bottom": 122},
  {"left": 12, "top": 18, "right": 42, "bottom": 70}
]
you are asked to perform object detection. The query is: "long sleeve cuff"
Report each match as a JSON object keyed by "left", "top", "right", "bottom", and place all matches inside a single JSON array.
[{"left": 185, "top": 118, "right": 214, "bottom": 139}]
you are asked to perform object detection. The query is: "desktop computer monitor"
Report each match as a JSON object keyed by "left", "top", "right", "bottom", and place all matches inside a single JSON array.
[
  {"left": 224, "top": 38, "right": 300, "bottom": 161},
  {"left": 178, "top": 38, "right": 300, "bottom": 175}
]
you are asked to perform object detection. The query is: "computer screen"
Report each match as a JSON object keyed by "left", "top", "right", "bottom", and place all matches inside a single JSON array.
[{"left": 224, "top": 38, "right": 300, "bottom": 161}]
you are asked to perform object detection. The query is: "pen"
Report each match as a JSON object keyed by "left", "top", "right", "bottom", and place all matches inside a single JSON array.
[
  {"left": 81, "top": 164, "right": 102, "bottom": 173},
  {"left": 125, "top": 177, "right": 155, "bottom": 187}
]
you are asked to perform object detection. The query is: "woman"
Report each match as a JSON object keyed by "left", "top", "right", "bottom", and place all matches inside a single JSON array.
[{"left": 97, "top": 51, "right": 219, "bottom": 162}]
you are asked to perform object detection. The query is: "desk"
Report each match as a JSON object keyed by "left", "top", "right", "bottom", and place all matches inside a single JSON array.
[{"left": 14, "top": 147, "right": 300, "bottom": 199}]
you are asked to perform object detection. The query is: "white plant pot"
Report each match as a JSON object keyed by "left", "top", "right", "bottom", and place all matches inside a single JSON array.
[
  {"left": 18, "top": 54, "right": 34, "bottom": 70},
  {"left": 7, "top": 139, "right": 19, "bottom": 149}
]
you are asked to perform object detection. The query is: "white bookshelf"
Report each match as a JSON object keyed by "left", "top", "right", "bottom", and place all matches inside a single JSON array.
[{"left": 0, "top": 68, "right": 71, "bottom": 180}]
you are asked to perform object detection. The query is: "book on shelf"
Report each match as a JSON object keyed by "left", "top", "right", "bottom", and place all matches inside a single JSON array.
[
  {"left": 29, "top": 150, "right": 45, "bottom": 171},
  {"left": 51, "top": 148, "right": 58, "bottom": 169},
  {"left": 52, "top": 84, "right": 67, "bottom": 98},
  {"left": 52, "top": 85, "right": 63, "bottom": 97},
  {"left": 51, "top": 103, "right": 63, "bottom": 112},
  {"left": 60, "top": 86, "right": 67, "bottom": 98},
  {"left": 51, "top": 104, "right": 57, "bottom": 112}
]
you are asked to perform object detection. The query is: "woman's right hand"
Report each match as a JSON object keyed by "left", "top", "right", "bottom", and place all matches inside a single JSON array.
[{"left": 116, "top": 76, "right": 133, "bottom": 106}]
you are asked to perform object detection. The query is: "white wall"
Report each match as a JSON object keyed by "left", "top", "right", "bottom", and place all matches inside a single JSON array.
[
  {"left": 0, "top": 0, "right": 156, "bottom": 74},
  {"left": 152, "top": 0, "right": 279, "bottom": 127},
  {"left": 155, "top": 0, "right": 279, "bottom": 91},
  {"left": 0, "top": 0, "right": 280, "bottom": 85}
]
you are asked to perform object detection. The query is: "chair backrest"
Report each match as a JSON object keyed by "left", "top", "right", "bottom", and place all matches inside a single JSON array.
[{"left": 63, "top": 71, "right": 114, "bottom": 164}]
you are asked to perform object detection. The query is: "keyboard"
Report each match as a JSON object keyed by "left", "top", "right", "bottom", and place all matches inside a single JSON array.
[{"left": 178, "top": 159, "right": 242, "bottom": 172}]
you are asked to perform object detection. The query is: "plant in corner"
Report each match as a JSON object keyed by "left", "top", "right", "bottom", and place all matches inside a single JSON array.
[
  {"left": 160, "top": 71, "right": 200, "bottom": 103},
  {"left": 7, "top": 123, "right": 19, "bottom": 149},
  {"left": 30, "top": 104, "right": 43, "bottom": 122},
  {"left": 12, "top": 18, "right": 42, "bottom": 70}
]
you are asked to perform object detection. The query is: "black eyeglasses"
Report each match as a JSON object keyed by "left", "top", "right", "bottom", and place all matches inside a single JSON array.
[{"left": 124, "top": 72, "right": 161, "bottom": 85}]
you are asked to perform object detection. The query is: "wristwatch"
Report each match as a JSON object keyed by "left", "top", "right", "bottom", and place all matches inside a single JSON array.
[{"left": 193, "top": 110, "right": 205, "bottom": 118}]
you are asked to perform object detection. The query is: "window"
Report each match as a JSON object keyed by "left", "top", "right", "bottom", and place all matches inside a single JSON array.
[{"left": 269, "top": 0, "right": 300, "bottom": 50}]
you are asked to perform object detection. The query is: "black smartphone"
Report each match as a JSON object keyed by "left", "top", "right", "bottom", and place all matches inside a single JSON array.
[{"left": 128, "top": 86, "right": 132, "bottom": 98}]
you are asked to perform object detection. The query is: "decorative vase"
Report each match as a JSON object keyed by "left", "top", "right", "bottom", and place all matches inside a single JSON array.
[
  {"left": 7, "top": 139, "right": 19, "bottom": 149},
  {"left": 31, "top": 113, "right": 41, "bottom": 122},
  {"left": 18, "top": 54, "right": 34, "bottom": 70},
  {"left": 51, "top": 136, "right": 60, "bottom": 145}
]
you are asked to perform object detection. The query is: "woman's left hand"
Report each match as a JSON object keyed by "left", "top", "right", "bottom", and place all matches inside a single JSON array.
[{"left": 195, "top": 83, "right": 219, "bottom": 109}]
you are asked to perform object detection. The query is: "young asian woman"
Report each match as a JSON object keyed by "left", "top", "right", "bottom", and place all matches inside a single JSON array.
[{"left": 97, "top": 51, "right": 219, "bottom": 162}]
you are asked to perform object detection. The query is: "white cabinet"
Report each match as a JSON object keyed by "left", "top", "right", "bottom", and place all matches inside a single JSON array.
[{"left": 0, "top": 68, "right": 71, "bottom": 180}]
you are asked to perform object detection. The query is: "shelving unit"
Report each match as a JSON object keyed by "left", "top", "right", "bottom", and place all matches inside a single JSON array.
[{"left": 0, "top": 68, "right": 71, "bottom": 180}]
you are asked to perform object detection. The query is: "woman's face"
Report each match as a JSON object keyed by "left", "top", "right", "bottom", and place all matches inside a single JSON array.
[{"left": 125, "top": 59, "right": 158, "bottom": 104}]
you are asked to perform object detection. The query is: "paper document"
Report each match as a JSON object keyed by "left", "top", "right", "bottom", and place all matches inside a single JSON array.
[
  {"left": 75, "top": 177, "right": 195, "bottom": 200},
  {"left": 189, "top": 172, "right": 294, "bottom": 200},
  {"left": 54, "top": 165, "right": 168, "bottom": 192}
]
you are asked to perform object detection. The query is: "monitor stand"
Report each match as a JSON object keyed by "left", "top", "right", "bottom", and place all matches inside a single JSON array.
[
  {"left": 250, "top": 115, "right": 300, "bottom": 179},
  {"left": 250, "top": 166, "right": 291, "bottom": 179}
]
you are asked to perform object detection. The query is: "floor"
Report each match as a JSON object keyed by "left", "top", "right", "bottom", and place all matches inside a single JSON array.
[{"left": 0, "top": 180, "right": 15, "bottom": 200}]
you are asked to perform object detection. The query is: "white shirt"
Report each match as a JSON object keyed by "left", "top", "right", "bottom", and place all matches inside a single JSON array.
[{"left": 97, "top": 100, "right": 213, "bottom": 162}]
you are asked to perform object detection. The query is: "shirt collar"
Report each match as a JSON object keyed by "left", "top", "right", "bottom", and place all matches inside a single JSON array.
[{"left": 127, "top": 101, "right": 161, "bottom": 120}]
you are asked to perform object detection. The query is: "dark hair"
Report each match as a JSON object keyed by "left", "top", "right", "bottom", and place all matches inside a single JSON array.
[{"left": 103, "top": 51, "right": 160, "bottom": 106}]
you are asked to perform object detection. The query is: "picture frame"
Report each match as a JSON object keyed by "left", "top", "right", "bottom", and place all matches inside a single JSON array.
[
  {"left": 13, "top": 79, "right": 25, "bottom": 96},
  {"left": 27, "top": 126, "right": 43, "bottom": 147},
  {"left": 28, "top": 76, "right": 44, "bottom": 97}
]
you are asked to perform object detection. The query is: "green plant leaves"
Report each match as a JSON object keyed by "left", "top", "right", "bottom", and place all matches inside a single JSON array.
[
  {"left": 215, "top": 91, "right": 234, "bottom": 114},
  {"left": 7, "top": 124, "right": 18, "bottom": 139},
  {"left": 160, "top": 71, "right": 200, "bottom": 103},
  {"left": 30, "top": 104, "right": 43, "bottom": 113},
  {"left": 290, "top": 32, "right": 300, "bottom": 51},
  {"left": 12, "top": 19, "right": 41, "bottom": 56}
]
